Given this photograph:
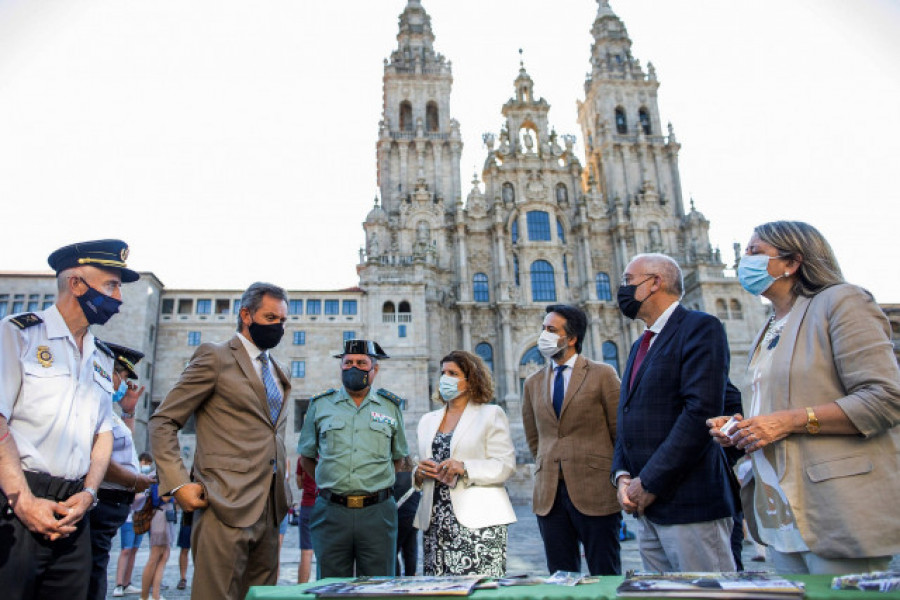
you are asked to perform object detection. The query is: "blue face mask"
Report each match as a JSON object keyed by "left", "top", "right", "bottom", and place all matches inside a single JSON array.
[
  {"left": 112, "top": 380, "right": 127, "bottom": 403},
  {"left": 439, "top": 375, "right": 461, "bottom": 401},
  {"left": 76, "top": 278, "right": 122, "bottom": 325},
  {"left": 738, "top": 254, "right": 785, "bottom": 295}
]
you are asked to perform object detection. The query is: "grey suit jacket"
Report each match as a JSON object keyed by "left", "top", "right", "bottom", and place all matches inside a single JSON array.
[
  {"left": 149, "top": 334, "right": 292, "bottom": 528},
  {"left": 743, "top": 283, "right": 900, "bottom": 558},
  {"left": 522, "top": 354, "right": 620, "bottom": 516}
]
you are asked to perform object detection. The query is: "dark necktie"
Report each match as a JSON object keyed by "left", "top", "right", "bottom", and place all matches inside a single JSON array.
[
  {"left": 629, "top": 330, "right": 656, "bottom": 390},
  {"left": 258, "top": 352, "right": 283, "bottom": 423},
  {"left": 552, "top": 365, "right": 568, "bottom": 417}
]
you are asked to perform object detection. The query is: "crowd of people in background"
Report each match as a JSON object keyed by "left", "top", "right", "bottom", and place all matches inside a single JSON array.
[{"left": 2, "top": 220, "right": 899, "bottom": 600}]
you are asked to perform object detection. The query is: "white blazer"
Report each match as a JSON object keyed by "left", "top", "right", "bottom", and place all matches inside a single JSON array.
[{"left": 413, "top": 402, "right": 517, "bottom": 530}]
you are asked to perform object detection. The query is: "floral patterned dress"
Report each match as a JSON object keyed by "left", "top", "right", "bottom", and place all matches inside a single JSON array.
[{"left": 422, "top": 430, "right": 507, "bottom": 576}]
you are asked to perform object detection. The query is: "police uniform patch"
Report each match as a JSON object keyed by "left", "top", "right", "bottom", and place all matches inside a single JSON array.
[
  {"left": 376, "top": 388, "right": 403, "bottom": 407},
  {"left": 93, "top": 361, "right": 111, "bottom": 382},
  {"left": 36, "top": 345, "right": 53, "bottom": 368},
  {"left": 311, "top": 389, "right": 337, "bottom": 402},
  {"left": 9, "top": 313, "right": 43, "bottom": 329}
]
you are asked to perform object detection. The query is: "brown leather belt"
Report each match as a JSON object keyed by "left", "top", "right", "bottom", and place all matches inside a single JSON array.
[{"left": 319, "top": 488, "right": 392, "bottom": 509}]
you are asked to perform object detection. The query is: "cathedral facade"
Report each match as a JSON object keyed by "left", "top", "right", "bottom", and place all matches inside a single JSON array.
[{"left": 359, "top": 0, "right": 767, "bottom": 459}]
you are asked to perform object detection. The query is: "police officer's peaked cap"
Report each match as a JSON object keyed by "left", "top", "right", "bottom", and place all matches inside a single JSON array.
[
  {"left": 105, "top": 342, "right": 145, "bottom": 380},
  {"left": 48, "top": 239, "right": 140, "bottom": 283},
  {"left": 333, "top": 339, "right": 390, "bottom": 359}
]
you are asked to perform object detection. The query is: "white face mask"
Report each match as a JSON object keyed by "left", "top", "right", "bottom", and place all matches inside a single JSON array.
[
  {"left": 439, "top": 375, "right": 461, "bottom": 401},
  {"left": 537, "top": 330, "right": 565, "bottom": 360},
  {"left": 140, "top": 464, "right": 152, "bottom": 474}
]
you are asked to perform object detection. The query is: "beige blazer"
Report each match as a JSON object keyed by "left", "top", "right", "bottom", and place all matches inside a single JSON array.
[
  {"left": 149, "top": 335, "right": 292, "bottom": 529},
  {"left": 413, "top": 402, "right": 516, "bottom": 530},
  {"left": 522, "top": 355, "right": 620, "bottom": 517},
  {"left": 743, "top": 284, "right": 900, "bottom": 558}
]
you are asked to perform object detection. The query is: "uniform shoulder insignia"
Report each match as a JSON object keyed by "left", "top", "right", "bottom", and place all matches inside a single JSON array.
[
  {"left": 9, "top": 313, "right": 43, "bottom": 329},
  {"left": 310, "top": 389, "right": 337, "bottom": 402},
  {"left": 376, "top": 388, "right": 404, "bottom": 406},
  {"left": 94, "top": 339, "right": 115, "bottom": 358}
]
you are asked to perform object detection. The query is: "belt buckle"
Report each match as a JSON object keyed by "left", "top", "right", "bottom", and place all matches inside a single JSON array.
[{"left": 347, "top": 495, "right": 365, "bottom": 509}]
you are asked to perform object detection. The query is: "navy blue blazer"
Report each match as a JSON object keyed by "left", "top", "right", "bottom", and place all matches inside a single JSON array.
[{"left": 611, "top": 304, "right": 736, "bottom": 525}]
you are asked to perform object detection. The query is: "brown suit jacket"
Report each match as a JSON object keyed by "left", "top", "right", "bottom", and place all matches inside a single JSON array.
[
  {"left": 149, "top": 335, "right": 292, "bottom": 529},
  {"left": 522, "top": 354, "right": 620, "bottom": 516},
  {"left": 742, "top": 283, "right": 900, "bottom": 559}
]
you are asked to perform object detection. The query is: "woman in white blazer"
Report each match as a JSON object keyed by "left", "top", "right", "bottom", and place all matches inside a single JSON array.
[{"left": 414, "top": 350, "right": 516, "bottom": 577}]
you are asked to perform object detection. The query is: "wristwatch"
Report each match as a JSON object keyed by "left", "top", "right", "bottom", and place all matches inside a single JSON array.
[
  {"left": 805, "top": 407, "right": 820, "bottom": 435},
  {"left": 83, "top": 486, "right": 99, "bottom": 509}
]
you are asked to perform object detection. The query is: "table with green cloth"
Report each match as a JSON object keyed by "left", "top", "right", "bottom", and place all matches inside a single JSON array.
[{"left": 245, "top": 576, "right": 885, "bottom": 600}]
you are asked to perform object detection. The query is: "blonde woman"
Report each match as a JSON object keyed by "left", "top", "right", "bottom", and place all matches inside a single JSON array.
[{"left": 414, "top": 351, "right": 516, "bottom": 576}]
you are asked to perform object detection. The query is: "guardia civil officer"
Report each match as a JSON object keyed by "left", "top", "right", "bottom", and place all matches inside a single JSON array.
[
  {"left": 0, "top": 239, "right": 139, "bottom": 600},
  {"left": 88, "top": 342, "right": 154, "bottom": 600},
  {"left": 299, "top": 339, "right": 409, "bottom": 577}
]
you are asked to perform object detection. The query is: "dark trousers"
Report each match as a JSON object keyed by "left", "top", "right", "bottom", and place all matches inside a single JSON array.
[
  {"left": 88, "top": 498, "right": 131, "bottom": 600},
  {"left": 395, "top": 514, "right": 418, "bottom": 576},
  {"left": 310, "top": 496, "right": 397, "bottom": 578},
  {"left": 536, "top": 480, "right": 622, "bottom": 575},
  {"left": 0, "top": 509, "right": 92, "bottom": 600},
  {"left": 731, "top": 513, "right": 745, "bottom": 572}
]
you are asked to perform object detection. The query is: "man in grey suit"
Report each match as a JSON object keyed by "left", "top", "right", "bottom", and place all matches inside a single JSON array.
[
  {"left": 522, "top": 304, "right": 622, "bottom": 575},
  {"left": 150, "top": 282, "right": 292, "bottom": 600}
]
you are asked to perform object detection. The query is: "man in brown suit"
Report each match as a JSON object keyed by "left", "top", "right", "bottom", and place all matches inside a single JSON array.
[
  {"left": 522, "top": 304, "right": 622, "bottom": 575},
  {"left": 150, "top": 282, "right": 292, "bottom": 600}
]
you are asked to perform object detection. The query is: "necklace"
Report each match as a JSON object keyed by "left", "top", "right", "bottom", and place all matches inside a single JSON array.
[{"left": 762, "top": 313, "right": 790, "bottom": 350}]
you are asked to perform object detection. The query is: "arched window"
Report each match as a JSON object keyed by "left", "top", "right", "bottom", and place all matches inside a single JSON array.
[
  {"left": 530, "top": 260, "right": 556, "bottom": 302},
  {"left": 730, "top": 299, "right": 743, "bottom": 320},
  {"left": 527, "top": 211, "right": 551, "bottom": 241},
  {"left": 615, "top": 107, "right": 627, "bottom": 134},
  {"left": 513, "top": 255, "right": 520, "bottom": 286},
  {"left": 475, "top": 342, "right": 494, "bottom": 372},
  {"left": 563, "top": 255, "right": 569, "bottom": 287},
  {"left": 595, "top": 272, "right": 612, "bottom": 301},
  {"left": 556, "top": 218, "right": 566, "bottom": 243},
  {"left": 399, "top": 101, "right": 413, "bottom": 132},
  {"left": 511, "top": 219, "right": 518, "bottom": 244},
  {"left": 398, "top": 300, "right": 411, "bottom": 313},
  {"left": 426, "top": 101, "right": 439, "bottom": 132},
  {"left": 555, "top": 183, "right": 568, "bottom": 203},
  {"left": 715, "top": 299, "right": 729, "bottom": 320},
  {"left": 602, "top": 341, "right": 620, "bottom": 375},
  {"left": 520, "top": 345, "right": 545, "bottom": 367},
  {"left": 502, "top": 182, "right": 515, "bottom": 203},
  {"left": 382, "top": 301, "right": 396, "bottom": 323},
  {"left": 639, "top": 107, "right": 651, "bottom": 135},
  {"left": 473, "top": 273, "right": 489, "bottom": 303}
]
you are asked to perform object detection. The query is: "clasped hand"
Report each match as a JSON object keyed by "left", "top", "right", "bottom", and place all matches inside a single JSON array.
[
  {"left": 416, "top": 458, "right": 463, "bottom": 486},
  {"left": 616, "top": 475, "right": 655, "bottom": 516},
  {"left": 15, "top": 490, "right": 92, "bottom": 541},
  {"left": 707, "top": 413, "right": 789, "bottom": 453}
]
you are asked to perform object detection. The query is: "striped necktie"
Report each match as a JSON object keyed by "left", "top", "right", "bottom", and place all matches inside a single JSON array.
[{"left": 258, "top": 352, "right": 283, "bottom": 423}]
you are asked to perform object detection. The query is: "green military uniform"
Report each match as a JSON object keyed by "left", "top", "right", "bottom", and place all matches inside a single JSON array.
[{"left": 299, "top": 385, "right": 409, "bottom": 577}]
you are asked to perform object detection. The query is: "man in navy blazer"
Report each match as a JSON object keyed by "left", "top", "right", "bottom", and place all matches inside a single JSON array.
[{"left": 611, "top": 254, "right": 737, "bottom": 572}]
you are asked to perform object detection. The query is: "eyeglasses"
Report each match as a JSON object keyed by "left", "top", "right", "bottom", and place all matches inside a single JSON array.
[{"left": 620, "top": 273, "right": 657, "bottom": 286}]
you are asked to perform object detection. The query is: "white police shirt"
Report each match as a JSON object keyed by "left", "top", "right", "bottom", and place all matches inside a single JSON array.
[
  {"left": 102, "top": 412, "right": 139, "bottom": 491},
  {"left": 0, "top": 306, "right": 114, "bottom": 480}
]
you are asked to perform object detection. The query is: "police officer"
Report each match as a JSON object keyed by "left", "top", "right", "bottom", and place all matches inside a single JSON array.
[
  {"left": 299, "top": 339, "right": 409, "bottom": 577},
  {"left": 88, "top": 342, "right": 155, "bottom": 600},
  {"left": 0, "top": 239, "right": 138, "bottom": 600}
]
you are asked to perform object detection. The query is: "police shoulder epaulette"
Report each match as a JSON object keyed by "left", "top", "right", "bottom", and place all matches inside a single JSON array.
[
  {"left": 94, "top": 339, "right": 114, "bottom": 359},
  {"left": 376, "top": 388, "right": 403, "bottom": 406},
  {"left": 310, "top": 389, "right": 337, "bottom": 402},
  {"left": 9, "top": 313, "right": 43, "bottom": 330}
]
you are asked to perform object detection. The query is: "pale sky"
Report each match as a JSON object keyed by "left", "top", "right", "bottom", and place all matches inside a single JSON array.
[{"left": 1, "top": 0, "right": 898, "bottom": 301}]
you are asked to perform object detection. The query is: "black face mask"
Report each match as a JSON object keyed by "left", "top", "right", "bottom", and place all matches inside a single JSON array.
[
  {"left": 617, "top": 276, "right": 655, "bottom": 320},
  {"left": 248, "top": 321, "right": 285, "bottom": 350},
  {"left": 342, "top": 366, "right": 371, "bottom": 392},
  {"left": 76, "top": 279, "right": 122, "bottom": 325}
]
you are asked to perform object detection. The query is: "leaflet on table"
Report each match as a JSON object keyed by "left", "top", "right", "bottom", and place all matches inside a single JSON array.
[
  {"left": 831, "top": 571, "right": 900, "bottom": 593},
  {"left": 304, "top": 576, "right": 482, "bottom": 596},
  {"left": 616, "top": 571, "right": 805, "bottom": 599}
]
